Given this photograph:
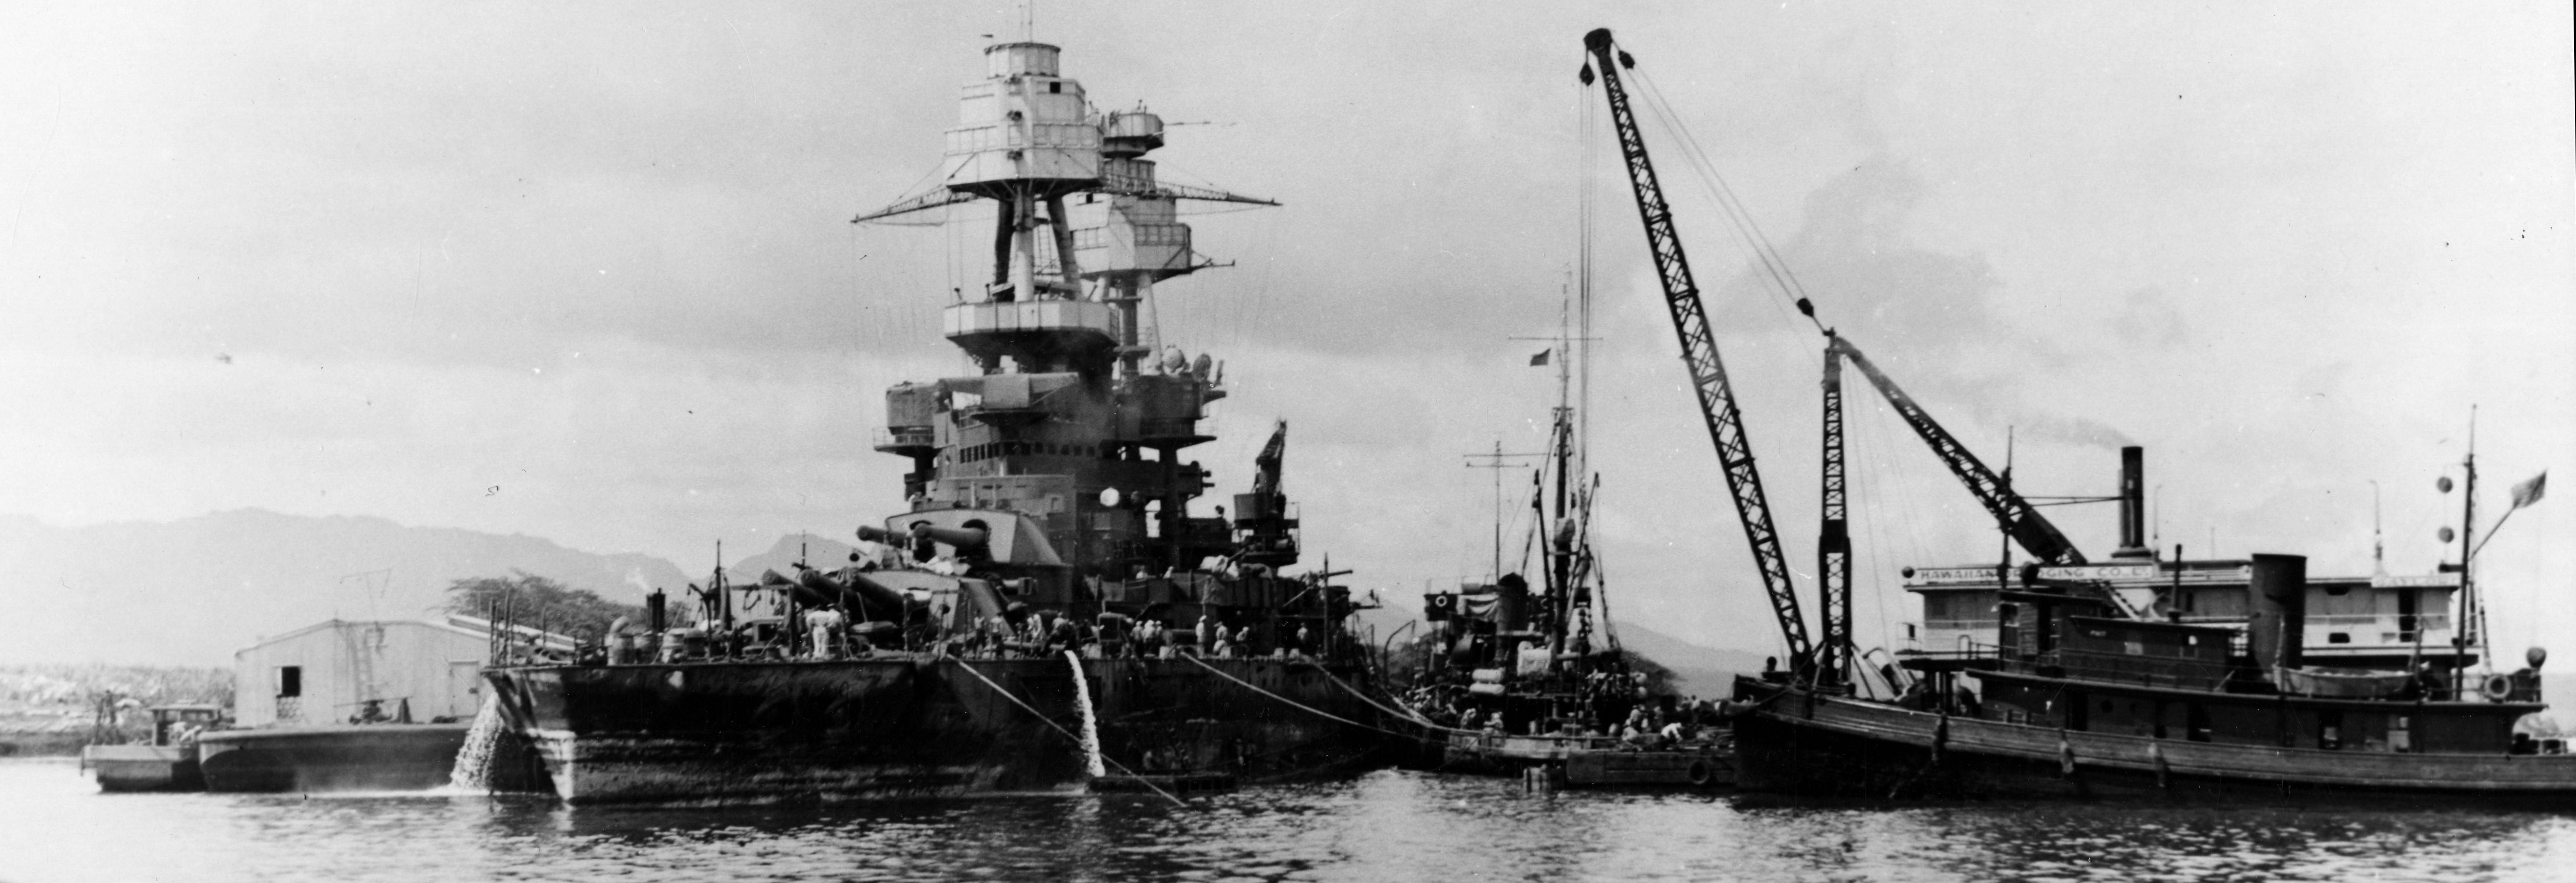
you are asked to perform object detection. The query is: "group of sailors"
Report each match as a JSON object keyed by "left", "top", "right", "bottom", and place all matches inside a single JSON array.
[
  {"left": 951, "top": 609, "right": 1317, "bottom": 661},
  {"left": 1408, "top": 678, "right": 1722, "bottom": 752}
]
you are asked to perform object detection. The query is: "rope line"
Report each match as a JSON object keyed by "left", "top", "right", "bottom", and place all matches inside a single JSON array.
[
  {"left": 945, "top": 659, "right": 1186, "bottom": 807},
  {"left": 1174, "top": 654, "right": 1421, "bottom": 740},
  {"left": 1292, "top": 658, "right": 1475, "bottom": 735}
]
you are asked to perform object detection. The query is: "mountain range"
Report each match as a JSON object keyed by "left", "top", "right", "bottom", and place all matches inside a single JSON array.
[
  {"left": 0, "top": 510, "right": 1774, "bottom": 682},
  {"left": 0, "top": 509, "right": 684, "bottom": 665}
]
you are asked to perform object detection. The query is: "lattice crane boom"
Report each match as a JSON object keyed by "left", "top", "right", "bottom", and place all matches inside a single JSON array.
[
  {"left": 1817, "top": 345, "right": 1852, "bottom": 688},
  {"left": 1582, "top": 28, "right": 1813, "bottom": 674},
  {"left": 1828, "top": 334, "right": 2089, "bottom": 566}
]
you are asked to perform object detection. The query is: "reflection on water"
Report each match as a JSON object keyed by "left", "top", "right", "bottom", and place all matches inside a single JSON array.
[{"left": 6, "top": 758, "right": 2576, "bottom": 882}]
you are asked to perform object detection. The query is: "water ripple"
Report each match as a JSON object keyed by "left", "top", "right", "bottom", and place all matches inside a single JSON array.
[{"left": 6, "top": 760, "right": 2574, "bottom": 883}]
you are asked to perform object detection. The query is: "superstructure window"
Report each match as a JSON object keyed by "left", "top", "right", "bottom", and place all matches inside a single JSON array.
[{"left": 277, "top": 666, "right": 302, "bottom": 698}]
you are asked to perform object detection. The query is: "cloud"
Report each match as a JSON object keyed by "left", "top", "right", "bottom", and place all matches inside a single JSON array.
[{"left": 2110, "top": 286, "right": 2191, "bottom": 348}]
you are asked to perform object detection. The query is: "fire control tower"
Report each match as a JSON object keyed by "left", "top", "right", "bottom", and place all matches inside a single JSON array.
[{"left": 855, "top": 41, "right": 1289, "bottom": 583}]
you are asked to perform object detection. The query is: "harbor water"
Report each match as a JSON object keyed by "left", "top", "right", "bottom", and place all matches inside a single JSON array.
[{"left": 7, "top": 759, "right": 2576, "bottom": 882}]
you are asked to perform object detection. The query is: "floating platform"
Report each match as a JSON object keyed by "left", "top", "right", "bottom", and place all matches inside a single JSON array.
[
  {"left": 197, "top": 723, "right": 470, "bottom": 792},
  {"left": 81, "top": 744, "right": 204, "bottom": 792},
  {"left": 1442, "top": 730, "right": 1734, "bottom": 788}
]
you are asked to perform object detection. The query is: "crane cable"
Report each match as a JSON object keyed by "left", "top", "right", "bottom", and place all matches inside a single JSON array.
[{"left": 1627, "top": 64, "right": 1819, "bottom": 340}]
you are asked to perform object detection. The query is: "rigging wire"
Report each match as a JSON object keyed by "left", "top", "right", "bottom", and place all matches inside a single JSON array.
[
  {"left": 1629, "top": 66, "right": 1816, "bottom": 328},
  {"left": 1576, "top": 74, "right": 1597, "bottom": 486}
]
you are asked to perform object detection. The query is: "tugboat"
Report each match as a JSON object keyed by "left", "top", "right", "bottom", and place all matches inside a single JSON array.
[
  {"left": 478, "top": 37, "right": 1399, "bottom": 805},
  {"left": 1408, "top": 295, "right": 1731, "bottom": 790},
  {"left": 1568, "top": 25, "right": 2576, "bottom": 803},
  {"left": 1730, "top": 443, "right": 2574, "bottom": 802}
]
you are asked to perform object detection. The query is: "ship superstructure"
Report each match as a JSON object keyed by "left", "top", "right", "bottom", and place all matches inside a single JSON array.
[{"left": 858, "top": 41, "right": 1293, "bottom": 591}]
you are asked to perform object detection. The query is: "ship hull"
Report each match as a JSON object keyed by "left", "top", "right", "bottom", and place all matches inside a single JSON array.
[
  {"left": 196, "top": 724, "right": 471, "bottom": 793},
  {"left": 81, "top": 744, "right": 203, "bottom": 792},
  {"left": 1731, "top": 678, "right": 2576, "bottom": 805},
  {"left": 486, "top": 655, "right": 1399, "bottom": 805}
]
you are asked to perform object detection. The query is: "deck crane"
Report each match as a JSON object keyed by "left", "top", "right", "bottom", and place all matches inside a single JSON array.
[
  {"left": 1580, "top": 29, "right": 1815, "bottom": 679},
  {"left": 1821, "top": 331, "right": 2090, "bottom": 567}
]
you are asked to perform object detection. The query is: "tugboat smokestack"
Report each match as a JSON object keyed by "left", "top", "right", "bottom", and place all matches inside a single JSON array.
[
  {"left": 2248, "top": 553, "right": 2307, "bottom": 677},
  {"left": 2114, "top": 445, "right": 2151, "bottom": 559}
]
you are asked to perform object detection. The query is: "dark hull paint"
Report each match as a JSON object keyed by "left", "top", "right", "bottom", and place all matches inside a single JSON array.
[
  {"left": 487, "top": 655, "right": 1402, "bottom": 805},
  {"left": 1437, "top": 731, "right": 1734, "bottom": 787},
  {"left": 82, "top": 745, "right": 204, "bottom": 792},
  {"left": 1732, "top": 679, "right": 2576, "bottom": 807},
  {"left": 196, "top": 724, "right": 470, "bottom": 793}
]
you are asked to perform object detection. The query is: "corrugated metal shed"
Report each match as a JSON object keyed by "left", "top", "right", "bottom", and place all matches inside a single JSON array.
[{"left": 231, "top": 618, "right": 493, "bottom": 727}]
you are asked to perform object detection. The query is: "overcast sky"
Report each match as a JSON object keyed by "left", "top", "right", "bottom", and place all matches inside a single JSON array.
[{"left": 1, "top": 2, "right": 2569, "bottom": 661}]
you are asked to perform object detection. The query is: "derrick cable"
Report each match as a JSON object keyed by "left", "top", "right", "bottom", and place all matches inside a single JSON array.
[
  {"left": 1631, "top": 67, "right": 1818, "bottom": 323},
  {"left": 946, "top": 659, "right": 1186, "bottom": 807},
  {"left": 1851, "top": 395, "right": 1905, "bottom": 667},
  {"left": 1174, "top": 654, "right": 1429, "bottom": 740},
  {"left": 1628, "top": 75, "right": 1797, "bottom": 309},
  {"left": 1590, "top": 476, "right": 1622, "bottom": 653},
  {"left": 1858, "top": 388, "right": 1945, "bottom": 660},
  {"left": 1576, "top": 73, "right": 1598, "bottom": 481},
  {"left": 1630, "top": 84, "right": 1803, "bottom": 323}
]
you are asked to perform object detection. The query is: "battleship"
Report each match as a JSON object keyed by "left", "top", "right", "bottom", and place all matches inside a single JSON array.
[{"left": 476, "top": 39, "right": 1402, "bottom": 804}]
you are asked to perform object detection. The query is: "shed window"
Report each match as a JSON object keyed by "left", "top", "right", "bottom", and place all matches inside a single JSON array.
[{"left": 277, "top": 666, "right": 302, "bottom": 698}]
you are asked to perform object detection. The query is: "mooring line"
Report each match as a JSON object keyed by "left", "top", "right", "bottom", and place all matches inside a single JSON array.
[
  {"left": 1290, "top": 657, "right": 1476, "bottom": 735},
  {"left": 1176, "top": 654, "right": 1421, "bottom": 740},
  {"left": 947, "top": 658, "right": 1186, "bottom": 807}
]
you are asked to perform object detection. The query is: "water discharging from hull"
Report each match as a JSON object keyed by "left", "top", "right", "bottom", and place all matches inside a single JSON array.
[
  {"left": 449, "top": 693, "right": 507, "bottom": 792},
  {"left": 1067, "top": 651, "right": 1106, "bottom": 779}
]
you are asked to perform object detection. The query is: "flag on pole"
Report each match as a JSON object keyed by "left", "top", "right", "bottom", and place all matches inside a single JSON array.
[
  {"left": 2511, "top": 471, "right": 2547, "bottom": 509},
  {"left": 1529, "top": 348, "right": 1551, "bottom": 366}
]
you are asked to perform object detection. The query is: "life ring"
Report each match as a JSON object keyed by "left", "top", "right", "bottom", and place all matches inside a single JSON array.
[
  {"left": 2481, "top": 673, "right": 2514, "bottom": 702},
  {"left": 1427, "top": 593, "right": 1457, "bottom": 619},
  {"left": 1685, "top": 759, "right": 1715, "bottom": 786}
]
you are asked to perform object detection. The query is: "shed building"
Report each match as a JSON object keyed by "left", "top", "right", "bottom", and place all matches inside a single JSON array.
[{"left": 232, "top": 617, "right": 504, "bottom": 727}]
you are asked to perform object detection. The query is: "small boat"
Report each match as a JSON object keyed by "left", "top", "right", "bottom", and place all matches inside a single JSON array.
[
  {"left": 1406, "top": 283, "right": 1733, "bottom": 791},
  {"left": 80, "top": 704, "right": 224, "bottom": 793}
]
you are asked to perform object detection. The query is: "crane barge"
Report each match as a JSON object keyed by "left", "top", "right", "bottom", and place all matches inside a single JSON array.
[{"left": 1583, "top": 25, "right": 2574, "bottom": 803}]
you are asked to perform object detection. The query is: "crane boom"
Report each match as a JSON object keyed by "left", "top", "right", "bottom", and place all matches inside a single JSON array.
[
  {"left": 1817, "top": 345, "right": 1851, "bottom": 688},
  {"left": 1582, "top": 29, "right": 1812, "bottom": 673},
  {"left": 1827, "top": 334, "right": 2089, "bottom": 566}
]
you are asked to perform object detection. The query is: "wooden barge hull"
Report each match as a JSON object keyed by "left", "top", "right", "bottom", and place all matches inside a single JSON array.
[
  {"left": 486, "top": 655, "right": 1396, "bottom": 805},
  {"left": 1440, "top": 731, "right": 1734, "bottom": 787},
  {"left": 195, "top": 724, "right": 471, "bottom": 792},
  {"left": 81, "top": 744, "right": 204, "bottom": 792},
  {"left": 1732, "top": 681, "right": 2576, "bottom": 805}
]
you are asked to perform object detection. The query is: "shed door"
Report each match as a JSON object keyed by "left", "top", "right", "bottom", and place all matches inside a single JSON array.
[{"left": 446, "top": 661, "right": 484, "bottom": 719}]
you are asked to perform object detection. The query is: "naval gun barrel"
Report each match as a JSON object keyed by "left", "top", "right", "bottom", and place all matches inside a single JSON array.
[
  {"left": 798, "top": 567, "right": 917, "bottom": 618},
  {"left": 911, "top": 523, "right": 990, "bottom": 551}
]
